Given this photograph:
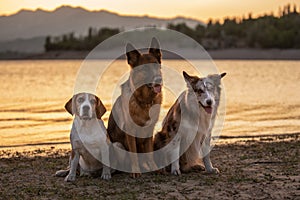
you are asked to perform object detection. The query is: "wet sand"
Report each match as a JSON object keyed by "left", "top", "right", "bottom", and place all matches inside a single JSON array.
[{"left": 0, "top": 134, "right": 299, "bottom": 199}]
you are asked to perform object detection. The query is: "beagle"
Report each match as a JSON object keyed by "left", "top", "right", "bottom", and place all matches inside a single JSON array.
[{"left": 56, "top": 93, "right": 111, "bottom": 181}]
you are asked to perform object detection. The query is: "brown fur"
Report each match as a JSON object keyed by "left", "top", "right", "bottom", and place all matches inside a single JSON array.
[
  {"left": 107, "top": 38, "right": 162, "bottom": 178},
  {"left": 64, "top": 93, "right": 106, "bottom": 120}
]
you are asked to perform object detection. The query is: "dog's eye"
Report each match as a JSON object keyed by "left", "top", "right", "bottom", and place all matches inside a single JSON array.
[
  {"left": 77, "top": 97, "right": 84, "bottom": 103},
  {"left": 195, "top": 89, "right": 204, "bottom": 93},
  {"left": 90, "top": 99, "right": 96, "bottom": 105},
  {"left": 146, "top": 83, "right": 153, "bottom": 88}
]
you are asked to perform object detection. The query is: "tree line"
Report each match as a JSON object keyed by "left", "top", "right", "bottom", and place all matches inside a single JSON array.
[
  {"left": 45, "top": 27, "right": 120, "bottom": 51},
  {"left": 45, "top": 4, "right": 300, "bottom": 51}
]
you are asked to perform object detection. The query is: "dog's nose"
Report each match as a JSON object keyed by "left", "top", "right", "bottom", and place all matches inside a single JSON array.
[
  {"left": 154, "top": 76, "right": 162, "bottom": 85},
  {"left": 206, "top": 99, "right": 212, "bottom": 106},
  {"left": 82, "top": 105, "right": 90, "bottom": 112}
]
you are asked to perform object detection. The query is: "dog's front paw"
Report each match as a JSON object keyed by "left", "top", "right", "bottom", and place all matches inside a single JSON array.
[
  {"left": 141, "top": 162, "right": 150, "bottom": 171},
  {"left": 171, "top": 168, "right": 181, "bottom": 176},
  {"left": 191, "top": 164, "right": 205, "bottom": 171},
  {"left": 156, "top": 168, "right": 167, "bottom": 175},
  {"left": 142, "top": 161, "right": 157, "bottom": 171},
  {"left": 101, "top": 172, "right": 111, "bottom": 180},
  {"left": 130, "top": 173, "right": 141, "bottom": 178},
  {"left": 171, "top": 161, "right": 181, "bottom": 176},
  {"left": 64, "top": 174, "right": 76, "bottom": 182},
  {"left": 55, "top": 169, "right": 70, "bottom": 177},
  {"left": 206, "top": 167, "right": 220, "bottom": 174}
]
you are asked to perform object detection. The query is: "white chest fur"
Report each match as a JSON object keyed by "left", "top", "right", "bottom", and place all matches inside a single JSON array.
[
  {"left": 73, "top": 117, "right": 107, "bottom": 144},
  {"left": 71, "top": 117, "right": 109, "bottom": 171}
]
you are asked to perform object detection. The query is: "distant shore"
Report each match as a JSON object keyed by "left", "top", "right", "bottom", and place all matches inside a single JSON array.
[{"left": 1, "top": 48, "right": 300, "bottom": 60}]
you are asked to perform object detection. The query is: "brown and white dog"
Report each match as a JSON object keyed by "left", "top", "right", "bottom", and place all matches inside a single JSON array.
[
  {"left": 154, "top": 71, "right": 226, "bottom": 175},
  {"left": 55, "top": 93, "right": 111, "bottom": 181},
  {"left": 107, "top": 38, "right": 162, "bottom": 178}
]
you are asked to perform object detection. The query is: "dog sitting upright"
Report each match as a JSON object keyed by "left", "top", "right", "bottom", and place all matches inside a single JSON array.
[
  {"left": 154, "top": 71, "right": 226, "bottom": 175},
  {"left": 56, "top": 93, "right": 111, "bottom": 181},
  {"left": 107, "top": 38, "right": 162, "bottom": 178}
]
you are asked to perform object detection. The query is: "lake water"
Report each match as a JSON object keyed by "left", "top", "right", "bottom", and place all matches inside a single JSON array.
[{"left": 0, "top": 60, "right": 299, "bottom": 148}]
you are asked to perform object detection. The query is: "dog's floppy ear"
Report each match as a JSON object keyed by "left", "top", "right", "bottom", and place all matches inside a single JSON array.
[
  {"left": 95, "top": 96, "right": 106, "bottom": 119},
  {"left": 149, "top": 37, "right": 161, "bottom": 64},
  {"left": 65, "top": 96, "right": 74, "bottom": 115},
  {"left": 126, "top": 43, "right": 141, "bottom": 67},
  {"left": 220, "top": 72, "right": 227, "bottom": 79}
]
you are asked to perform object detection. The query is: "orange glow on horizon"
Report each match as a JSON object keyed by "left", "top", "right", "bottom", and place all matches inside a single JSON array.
[{"left": 0, "top": 0, "right": 299, "bottom": 23}]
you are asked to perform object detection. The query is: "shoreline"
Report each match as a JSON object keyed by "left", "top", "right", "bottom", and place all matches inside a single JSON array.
[
  {"left": 1, "top": 48, "right": 300, "bottom": 60},
  {"left": 0, "top": 135, "right": 299, "bottom": 199}
]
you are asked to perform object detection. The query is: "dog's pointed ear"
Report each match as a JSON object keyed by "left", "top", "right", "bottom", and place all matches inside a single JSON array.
[
  {"left": 65, "top": 97, "right": 74, "bottom": 115},
  {"left": 149, "top": 37, "right": 161, "bottom": 64},
  {"left": 183, "top": 71, "right": 198, "bottom": 87},
  {"left": 220, "top": 72, "right": 227, "bottom": 79},
  {"left": 209, "top": 73, "right": 226, "bottom": 85},
  {"left": 126, "top": 43, "right": 141, "bottom": 67},
  {"left": 95, "top": 96, "right": 106, "bottom": 119}
]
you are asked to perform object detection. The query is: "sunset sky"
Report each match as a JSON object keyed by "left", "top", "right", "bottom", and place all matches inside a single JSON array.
[{"left": 0, "top": 0, "right": 299, "bottom": 22}]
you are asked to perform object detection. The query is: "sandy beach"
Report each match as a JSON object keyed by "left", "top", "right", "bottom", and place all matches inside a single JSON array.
[{"left": 0, "top": 134, "right": 299, "bottom": 199}]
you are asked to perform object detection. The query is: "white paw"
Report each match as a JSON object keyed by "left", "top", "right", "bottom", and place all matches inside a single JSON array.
[
  {"left": 206, "top": 167, "right": 220, "bottom": 174},
  {"left": 64, "top": 174, "right": 76, "bottom": 182},
  {"left": 79, "top": 171, "right": 90, "bottom": 177},
  {"left": 171, "top": 168, "right": 181, "bottom": 176},
  {"left": 101, "top": 172, "right": 111, "bottom": 180},
  {"left": 55, "top": 169, "right": 69, "bottom": 177}
]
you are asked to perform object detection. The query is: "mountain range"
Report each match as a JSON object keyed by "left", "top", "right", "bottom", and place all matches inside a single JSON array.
[{"left": 0, "top": 6, "right": 204, "bottom": 53}]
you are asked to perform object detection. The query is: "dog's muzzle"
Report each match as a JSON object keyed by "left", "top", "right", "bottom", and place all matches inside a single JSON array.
[
  {"left": 147, "top": 76, "right": 162, "bottom": 94},
  {"left": 199, "top": 100, "right": 213, "bottom": 114},
  {"left": 81, "top": 105, "right": 92, "bottom": 120}
]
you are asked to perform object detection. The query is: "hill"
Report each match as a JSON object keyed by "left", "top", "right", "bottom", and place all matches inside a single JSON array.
[{"left": 0, "top": 6, "right": 203, "bottom": 42}]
